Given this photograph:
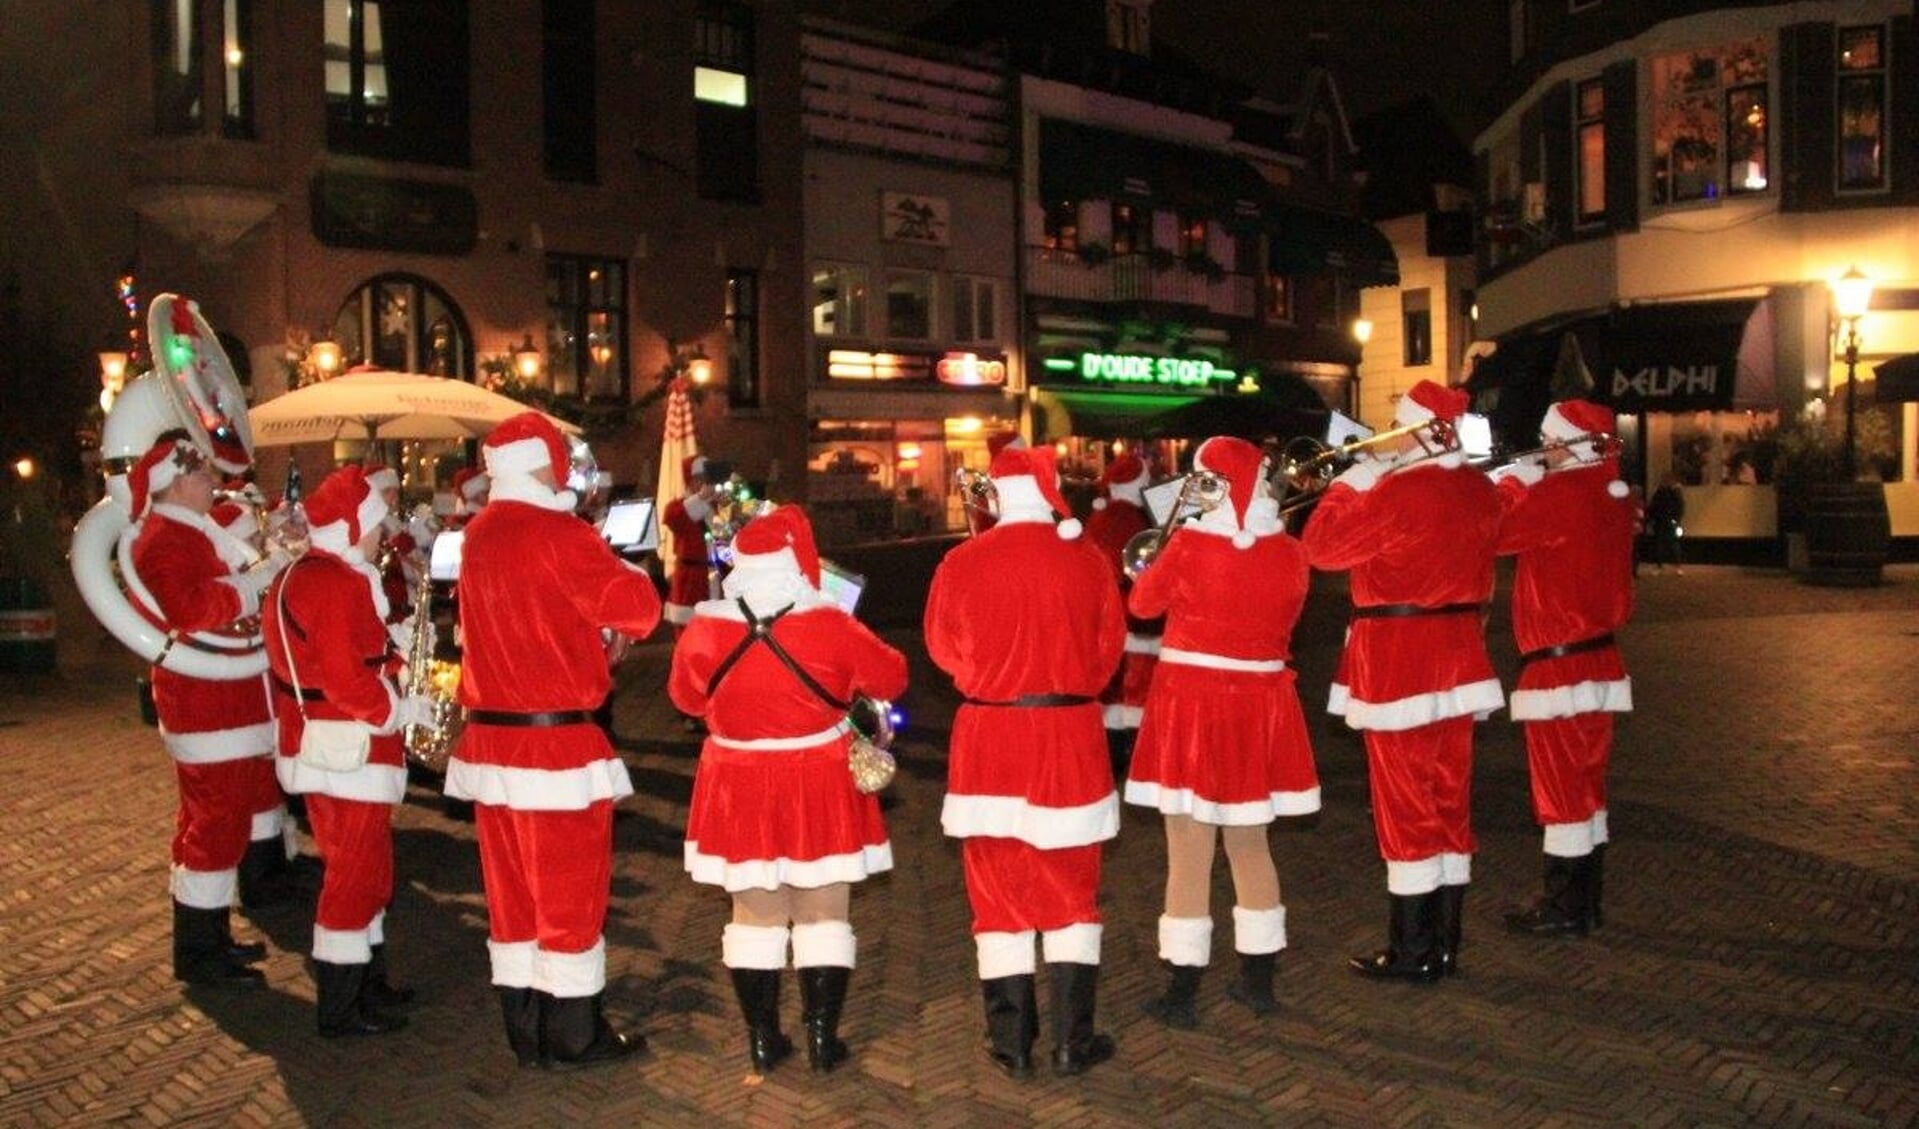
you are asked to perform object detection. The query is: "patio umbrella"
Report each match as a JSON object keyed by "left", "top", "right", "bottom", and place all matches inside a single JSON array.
[
  {"left": 655, "top": 378, "right": 699, "bottom": 579},
  {"left": 248, "top": 368, "right": 580, "bottom": 446}
]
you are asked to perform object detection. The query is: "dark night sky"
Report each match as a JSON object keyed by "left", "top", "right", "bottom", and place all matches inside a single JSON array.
[{"left": 800, "top": 0, "right": 1510, "bottom": 142}]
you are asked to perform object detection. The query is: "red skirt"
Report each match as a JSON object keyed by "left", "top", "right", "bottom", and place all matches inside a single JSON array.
[
  {"left": 683, "top": 733, "right": 892, "bottom": 892},
  {"left": 1126, "top": 662, "right": 1321, "bottom": 825}
]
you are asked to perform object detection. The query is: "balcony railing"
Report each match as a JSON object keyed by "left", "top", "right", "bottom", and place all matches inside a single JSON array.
[{"left": 1025, "top": 247, "right": 1254, "bottom": 317}]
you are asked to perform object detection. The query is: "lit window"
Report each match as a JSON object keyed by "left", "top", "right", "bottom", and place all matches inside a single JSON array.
[
  {"left": 811, "top": 264, "right": 868, "bottom": 338},
  {"left": 1837, "top": 25, "right": 1887, "bottom": 192},
  {"left": 1648, "top": 38, "right": 1768, "bottom": 206},
  {"left": 1575, "top": 79, "right": 1605, "bottom": 221},
  {"left": 695, "top": 66, "right": 749, "bottom": 107}
]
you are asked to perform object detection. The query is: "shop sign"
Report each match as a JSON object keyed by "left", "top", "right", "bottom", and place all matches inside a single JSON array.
[
  {"left": 1045, "top": 352, "right": 1238, "bottom": 389},
  {"left": 1610, "top": 364, "right": 1721, "bottom": 403},
  {"left": 935, "top": 352, "right": 1006, "bottom": 387},
  {"left": 881, "top": 191, "right": 950, "bottom": 246},
  {"left": 310, "top": 172, "right": 478, "bottom": 256}
]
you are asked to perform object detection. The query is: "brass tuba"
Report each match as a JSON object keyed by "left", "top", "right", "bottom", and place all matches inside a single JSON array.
[
  {"left": 954, "top": 467, "right": 997, "bottom": 534},
  {"left": 1121, "top": 470, "right": 1230, "bottom": 578},
  {"left": 399, "top": 564, "right": 461, "bottom": 772}
]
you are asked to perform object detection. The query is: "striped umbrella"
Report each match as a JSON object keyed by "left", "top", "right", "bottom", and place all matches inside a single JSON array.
[{"left": 656, "top": 379, "right": 699, "bottom": 579}]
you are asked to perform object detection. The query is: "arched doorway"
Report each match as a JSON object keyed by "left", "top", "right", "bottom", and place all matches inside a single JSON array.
[{"left": 327, "top": 273, "right": 473, "bottom": 378}]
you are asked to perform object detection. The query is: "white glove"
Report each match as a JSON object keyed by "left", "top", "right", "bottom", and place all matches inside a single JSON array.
[
  {"left": 224, "top": 560, "right": 281, "bottom": 615},
  {"left": 388, "top": 617, "right": 437, "bottom": 661},
  {"left": 1490, "top": 460, "right": 1546, "bottom": 487},
  {"left": 1331, "top": 460, "right": 1384, "bottom": 494},
  {"left": 392, "top": 694, "right": 438, "bottom": 731}
]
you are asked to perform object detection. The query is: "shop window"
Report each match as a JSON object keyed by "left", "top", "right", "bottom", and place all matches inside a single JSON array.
[
  {"left": 1401, "top": 289, "right": 1432, "bottom": 367},
  {"left": 154, "top": 0, "right": 203, "bottom": 135},
  {"left": 1648, "top": 38, "right": 1768, "bottom": 206},
  {"left": 884, "top": 271, "right": 934, "bottom": 341},
  {"left": 1667, "top": 410, "right": 1782, "bottom": 485},
  {"left": 327, "top": 273, "right": 471, "bottom": 380},
  {"left": 811, "top": 263, "right": 867, "bottom": 338},
  {"left": 724, "top": 268, "right": 759, "bottom": 409},
  {"left": 1043, "top": 201, "right": 1080, "bottom": 251},
  {"left": 1111, "top": 202, "right": 1150, "bottom": 256},
  {"left": 1837, "top": 25, "right": 1887, "bottom": 193},
  {"left": 543, "top": 0, "right": 596, "bottom": 182},
  {"left": 951, "top": 277, "right": 998, "bottom": 343},
  {"left": 323, "top": 0, "right": 471, "bottom": 166},
  {"left": 694, "top": 2, "right": 756, "bottom": 202},
  {"left": 545, "top": 255, "right": 627, "bottom": 399},
  {"left": 1575, "top": 78, "right": 1605, "bottom": 222},
  {"left": 807, "top": 418, "right": 1016, "bottom": 543},
  {"left": 1263, "top": 275, "right": 1294, "bottom": 324}
]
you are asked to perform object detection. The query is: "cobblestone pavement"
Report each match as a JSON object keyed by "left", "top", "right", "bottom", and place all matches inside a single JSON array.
[{"left": 2, "top": 565, "right": 1916, "bottom": 1128}]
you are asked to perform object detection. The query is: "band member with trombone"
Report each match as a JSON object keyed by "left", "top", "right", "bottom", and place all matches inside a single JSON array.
[
  {"left": 926, "top": 445, "right": 1126, "bottom": 1079},
  {"left": 444, "top": 413, "right": 663, "bottom": 1070},
  {"left": 1301, "top": 380, "right": 1503, "bottom": 983},
  {"left": 263, "top": 466, "right": 435, "bottom": 1037},
  {"left": 1081, "top": 452, "right": 1156, "bottom": 775},
  {"left": 670, "top": 505, "right": 908, "bottom": 1076},
  {"left": 1491, "top": 399, "right": 1634, "bottom": 937},
  {"left": 127, "top": 437, "right": 285, "bottom": 988},
  {"left": 1125, "top": 437, "right": 1319, "bottom": 1026}
]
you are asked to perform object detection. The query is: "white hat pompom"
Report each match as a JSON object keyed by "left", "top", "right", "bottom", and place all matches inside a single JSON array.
[
  {"left": 1091, "top": 497, "right": 1108, "bottom": 511},
  {"left": 1057, "top": 517, "right": 1083, "bottom": 540},
  {"left": 1232, "top": 529, "right": 1255, "bottom": 549},
  {"left": 1608, "top": 480, "right": 1630, "bottom": 499}
]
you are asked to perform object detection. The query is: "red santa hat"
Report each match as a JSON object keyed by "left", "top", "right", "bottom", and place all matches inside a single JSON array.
[
  {"left": 989, "top": 445, "right": 1081, "bottom": 540},
  {"left": 729, "top": 503, "right": 822, "bottom": 587},
  {"left": 363, "top": 463, "right": 400, "bottom": 496},
  {"left": 1193, "top": 436, "right": 1267, "bottom": 550},
  {"left": 682, "top": 454, "right": 711, "bottom": 482},
  {"left": 1393, "top": 379, "right": 1471, "bottom": 429},
  {"left": 1092, "top": 452, "right": 1149, "bottom": 511},
  {"left": 128, "top": 438, "right": 205, "bottom": 519},
  {"left": 305, "top": 465, "right": 389, "bottom": 547},
  {"left": 985, "top": 431, "right": 1026, "bottom": 459},
  {"left": 452, "top": 466, "right": 490, "bottom": 504},
  {"left": 209, "top": 499, "right": 259, "bottom": 543},
  {"left": 484, "top": 411, "right": 570, "bottom": 484},
  {"left": 1542, "top": 399, "right": 1630, "bottom": 498}
]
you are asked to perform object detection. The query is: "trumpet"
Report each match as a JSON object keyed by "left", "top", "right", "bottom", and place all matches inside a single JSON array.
[
  {"left": 1121, "top": 470, "right": 1230, "bottom": 579},
  {"left": 1477, "top": 432, "right": 1622, "bottom": 471},
  {"left": 954, "top": 468, "right": 997, "bottom": 533},
  {"left": 1272, "top": 416, "right": 1462, "bottom": 516}
]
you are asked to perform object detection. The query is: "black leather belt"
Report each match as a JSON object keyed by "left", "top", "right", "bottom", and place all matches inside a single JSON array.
[
  {"left": 1350, "top": 602, "right": 1485, "bottom": 620},
  {"left": 962, "top": 693, "right": 1096, "bottom": 708},
  {"left": 269, "top": 674, "right": 326, "bottom": 702},
  {"left": 1518, "top": 633, "right": 1616, "bottom": 668},
  {"left": 465, "top": 709, "right": 596, "bottom": 728}
]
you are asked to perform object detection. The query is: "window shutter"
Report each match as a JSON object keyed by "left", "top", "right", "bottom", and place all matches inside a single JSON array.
[
  {"left": 1891, "top": 15, "right": 1917, "bottom": 203},
  {"left": 1540, "top": 80, "right": 1573, "bottom": 239},
  {"left": 1779, "top": 21, "right": 1836, "bottom": 212},
  {"left": 1602, "top": 60, "right": 1638, "bottom": 232}
]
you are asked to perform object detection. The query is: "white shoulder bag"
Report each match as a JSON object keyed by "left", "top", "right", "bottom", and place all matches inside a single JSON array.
[{"left": 278, "top": 564, "right": 372, "bottom": 773}]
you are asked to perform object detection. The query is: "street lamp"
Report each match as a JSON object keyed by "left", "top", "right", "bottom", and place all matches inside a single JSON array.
[
  {"left": 1830, "top": 266, "right": 1874, "bottom": 479},
  {"left": 1350, "top": 318, "right": 1374, "bottom": 419},
  {"left": 513, "top": 333, "right": 543, "bottom": 381}
]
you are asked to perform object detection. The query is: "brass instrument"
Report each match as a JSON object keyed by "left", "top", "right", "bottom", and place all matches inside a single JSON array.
[
  {"left": 1273, "top": 416, "right": 1462, "bottom": 517},
  {"left": 846, "top": 695, "right": 898, "bottom": 794},
  {"left": 399, "top": 564, "right": 462, "bottom": 773},
  {"left": 1121, "top": 470, "right": 1230, "bottom": 579},
  {"left": 1478, "top": 432, "right": 1622, "bottom": 471},
  {"left": 954, "top": 467, "right": 998, "bottom": 532},
  {"left": 705, "top": 476, "right": 771, "bottom": 565}
]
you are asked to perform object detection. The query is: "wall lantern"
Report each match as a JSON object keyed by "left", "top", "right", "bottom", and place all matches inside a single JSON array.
[{"left": 513, "top": 333, "right": 543, "bottom": 381}]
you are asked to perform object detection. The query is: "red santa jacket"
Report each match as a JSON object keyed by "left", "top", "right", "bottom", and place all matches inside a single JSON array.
[
  {"left": 668, "top": 600, "right": 907, "bottom": 742},
  {"left": 446, "top": 499, "right": 662, "bottom": 809},
  {"left": 263, "top": 551, "right": 409, "bottom": 802},
  {"left": 130, "top": 504, "right": 275, "bottom": 764},
  {"left": 1496, "top": 461, "right": 1635, "bottom": 720},
  {"left": 925, "top": 520, "right": 1125, "bottom": 848},
  {"left": 1129, "top": 522, "right": 1308, "bottom": 665},
  {"left": 1302, "top": 455, "right": 1504, "bottom": 731}
]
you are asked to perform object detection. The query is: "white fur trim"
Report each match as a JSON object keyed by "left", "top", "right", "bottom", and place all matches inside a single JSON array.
[
  {"left": 1102, "top": 703, "right": 1142, "bottom": 729},
  {"left": 535, "top": 939, "right": 607, "bottom": 998},
  {"left": 1385, "top": 857, "right": 1443, "bottom": 896},
  {"left": 1041, "top": 922, "right": 1102, "bottom": 965},
  {"left": 940, "top": 792, "right": 1119, "bottom": 848},
  {"left": 991, "top": 475, "right": 1048, "bottom": 517},
  {"left": 368, "top": 910, "right": 386, "bottom": 946},
  {"left": 442, "top": 757, "right": 634, "bottom": 810},
  {"left": 1330, "top": 678, "right": 1506, "bottom": 731},
  {"left": 171, "top": 866, "right": 236, "bottom": 909},
  {"left": 710, "top": 572, "right": 832, "bottom": 615},
  {"left": 484, "top": 436, "right": 555, "bottom": 481},
  {"left": 1123, "top": 633, "right": 1161, "bottom": 655},
  {"left": 1158, "top": 647, "right": 1285, "bottom": 673},
  {"left": 307, "top": 521, "right": 352, "bottom": 558},
  {"left": 275, "top": 757, "right": 408, "bottom": 804},
  {"left": 1510, "top": 677, "right": 1632, "bottom": 720},
  {"left": 1232, "top": 530, "right": 1255, "bottom": 549},
  {"left": 1109, "top": 477, "right": 1149, "bottom": 508},
  {"left": 1157, "top": 915, "right": 1213, "bottom": 967},
  {"left": 364, "top": 468, "right": 400, "bottom": 494},
  {"left": 459, "top": 472, "right": 492, "bottom": 501},
  {"left": 683, "top": 841, "right": 893, "bottom": 892},
  {"left": 1232, "top": 905, "right": 1287, "bottom": 955},
  {"left": 1123, "top": 780, "right": 1321, "bottom": 823},
  {"left": 486, "top": 474, "right": 576, "bottom": 512},
  {"left": 1439, "top": 853, "right": 1472, "bottom": 885},
  {"left": 708, "top": 721, "right": 851, "bottom": 751},
  {"left": 488, "top": 939, "right": 537, "bottom": 988},
  {"left": 683, "top": 494, "right": 713, "bottom": 522},
  {"left": 791, "top": 920, "right": 857, "bottom": 969},
  {"left": 1543, "top": 823, "right": 1595, "bottom": 858},
  {"left": 663, "top": 602, "right": 696, "bottom": 625},
  {"left": 160, "top": 723, "right": 276, "bottom": 765},
  {"left": 1591, "top": 809, "right": 1609, "bottom": 846},
  {"left": 313, "top": 924, "right": 372, "bottom": 965},
  {"left": 975, "top": 931, "right": 1037, "bottom": 979},
  {"left": 249, "top": 806, "right": 285, "bottom": 842},
  {"left": 722, "top": 923, "right": 790, "bottom": 971}
]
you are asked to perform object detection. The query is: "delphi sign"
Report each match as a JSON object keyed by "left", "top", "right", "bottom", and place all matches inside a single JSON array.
[{"left": 1611, "top": 363, "right": 1719, "bottom": 402}]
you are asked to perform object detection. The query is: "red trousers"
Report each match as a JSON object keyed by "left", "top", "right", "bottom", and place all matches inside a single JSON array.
[
  {"left": 475, "top": 801, "right": 613, "bottom": 954},
  {"left": 961, "top": 837, "right": 1103, "bottom": 935},
  {"left": 307, "top": 793, "right": 395, "bottom": 933},
  {"left": 173, "top": 756, "right": 278, "bottom": 877},
  {"left": 1362, "top": 717, "right": 1477, "bottom": 862},
  {"left": 1524, "top": 712, "right": 1613, "bottom": 826}
]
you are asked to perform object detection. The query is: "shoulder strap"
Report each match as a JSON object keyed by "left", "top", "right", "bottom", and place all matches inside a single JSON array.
[
  {"left": 274, "top": 558, "right": 312, "bottom": 720},
  {"left": 704, "top": 599, "right": 851, "bottom": 712}
]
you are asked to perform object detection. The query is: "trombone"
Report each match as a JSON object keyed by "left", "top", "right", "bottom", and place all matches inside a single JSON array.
[
  {"left": 1475, "top": 432, "right": 1622, "bottom": 472},
  {"left": 954, "top": 467, "right": 998, "bottom": 534},
  {"left": 1120, "top": 470, "right": 1230, "bottom": 578},
  {"left": 1272, "top": 416, "right": 1461, "bottom": 516}
]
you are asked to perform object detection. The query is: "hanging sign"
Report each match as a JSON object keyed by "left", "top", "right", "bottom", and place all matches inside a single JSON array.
[
  {"left": 1046, "top": 352, "right": 1238, "bottom": 390},
  {"left": 881, "top": 192, "right": 950, "bottom": 246}
]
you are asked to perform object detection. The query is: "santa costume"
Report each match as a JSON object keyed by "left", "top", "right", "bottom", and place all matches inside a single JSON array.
[
  {"left": 127, "top": 438, "right": 283, "bottom": 987},
  {"left": 361, "top": 464, "right": 415, "bottom": 622},
  {"left": 1301, "top": 380, "right": 1503, "bottom": 982},
  {"left": 263, "top": 465, "right": 420, "bottom": 1037},
  {"left": 962, "top": 431, "right": 1026, "bottom": 536},
  {"left": 1080, "top": 452, "right": 1158, "bottom": 770},
  {"left": 660, "top": 454, "right": 719, "bottom": 627},
  {"left": 1494, "top": 399, "right": 1635, "bottom": 936},
  {"left": 669, "top": 504, "right": 908, "bottom": 1075},
  {"left": 1124, "top": 437, "right": 1318, "bottom": 1023},
  {"left": 444, "top": 412, "right": 663, "bottom": 1069},
  {"left": 448, "top": 467, "right": 489, "bottom": 528},
  {"left": 924, "top": 444, "right": 1125, "bottom": 1079}
]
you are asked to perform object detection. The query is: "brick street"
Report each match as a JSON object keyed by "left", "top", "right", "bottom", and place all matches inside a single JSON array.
[{"left": 2, "top": 563, "right": 1916, "bottom": 1127}]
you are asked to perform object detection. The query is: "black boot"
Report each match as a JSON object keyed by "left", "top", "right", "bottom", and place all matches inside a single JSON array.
[
  {"left": 238, "top": 838, "right": 304, "bottom": 910},
  {"left": 172, "top": 902, "right": 264, "bottom": 988},
  {"left": 799, "top": 966, "right": 852, "bottom": 1073},
  {"left": 316, "top": 961, "right": 407, "bottom": 1037},
  {"left": 1434, "top": 884, "right": 1466, "bottom": 976},
  {"left": 980, "top": 974, "right": 1038, "bottom": 1078},
  {"left": 1504, "top": 855, "right": 1592, "bottom": 937},
  {"left": 1048, "top": 963, "right": 1115, "bottom": 1076},
  {"left": 1106, "top": 727, "right": 1136, "bottom": 782},
  {"left": 727, "top": 968, "right": 792, "bottom": 1074},
  {"left": 1227, "top": 953, "right": 1277, "bottom": 1016},
  {"left": 1140, "top": 962, "right": 1203, "bottom": 1029},
  {"left": 540, "top": 991, "right": 646, "bottom": 1069},
  {"left": 498, "top": 987, "right": 542, "bottom": 1067},
  {"left": 365, "top": 943, "right": 416, "bottom": 1008},
  {"left": 1348, "top": 893, "right": 1443, "bottom": 982},
  {"left": 1588, "top": 844, "right": 1606, "bottom": 930},
  {"left": 212, "top": 907, "right": 267, "bottom": 965}
]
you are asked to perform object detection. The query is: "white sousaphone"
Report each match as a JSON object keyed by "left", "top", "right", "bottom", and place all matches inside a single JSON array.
[{"left": 69, "top": 293, "right": 269, "bottom": 679}]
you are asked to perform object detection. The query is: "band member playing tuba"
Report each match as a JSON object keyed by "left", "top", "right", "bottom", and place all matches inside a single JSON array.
[
  {"left": 670, "top": 505, "right": 908, "bottom": 1076},
  {"left": 263, "top": 466, "right": 436, "bottom": 1037},
  {"left": 1124, "top": 436, "right": 1319, "bottom": 1027},
  {"left": 444, "top": 412, "right": 662, "bottom": 1070}
]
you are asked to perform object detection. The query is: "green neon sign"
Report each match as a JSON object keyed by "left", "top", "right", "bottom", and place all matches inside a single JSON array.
[{"left": 1073, "top": 352, "right": 1236, "bottom": 388}]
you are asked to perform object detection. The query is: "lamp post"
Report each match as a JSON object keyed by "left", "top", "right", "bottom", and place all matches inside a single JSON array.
[
  {"left": 1350, "top": 318, "right": 1374, "bottom": 419},
  {"left": 1830, "top": 266, "right": 1874, "bottom": 480}
]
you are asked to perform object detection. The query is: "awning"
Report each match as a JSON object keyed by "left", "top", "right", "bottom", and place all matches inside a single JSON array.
[
  {"left": 1266, "top": 205, "right": 1401, "bottom": 288},
  {"left": 1031, "top": 388, "right": 1195, "bottom": 441},
  {"left": 1037, "top": 120, "right": 1278, "bottom": 233},
  {"left": 1143, "top": 375, "right": 1330, "bottom": 440},
  {"left": 1876, "top": 353, "right": 1919, "bottom": 403}
]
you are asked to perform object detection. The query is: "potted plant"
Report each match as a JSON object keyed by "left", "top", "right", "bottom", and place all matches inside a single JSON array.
[{"left": 1769, "top": 401, "right": 1894, "bottom": 586}]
